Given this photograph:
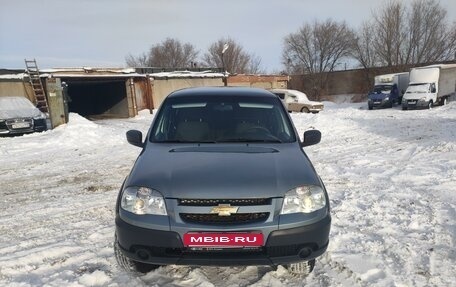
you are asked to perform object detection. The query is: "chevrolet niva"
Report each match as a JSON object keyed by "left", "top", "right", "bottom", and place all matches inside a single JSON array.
[{"left": 114, "top": 87, "right": 331, "bottom": 276}]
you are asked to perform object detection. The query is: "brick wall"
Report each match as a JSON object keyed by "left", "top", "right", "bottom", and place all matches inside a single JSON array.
[{"left": 289, "top": 61, "right": 456, "bottom": 102}]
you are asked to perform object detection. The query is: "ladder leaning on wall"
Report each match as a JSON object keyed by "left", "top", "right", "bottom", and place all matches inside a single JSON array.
[{"left": 24, "top": 59, "right": 48, "bottom": 113}]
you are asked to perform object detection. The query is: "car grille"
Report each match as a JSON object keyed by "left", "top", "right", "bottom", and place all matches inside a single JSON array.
[
  {"left": 178, "top": 198, "right": 271, "bottom": 206},
  {"left": 5, "top": 118, "right": 33, "bottom": 130},
  {"left": 180, "top": 212, "right": 269, "bottom": 225}
]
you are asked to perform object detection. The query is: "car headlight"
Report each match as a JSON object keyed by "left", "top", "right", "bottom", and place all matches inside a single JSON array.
[
  {"left": 281, "top": 185, "right": 326, "bottom": 214},
  {"left": 121, "top": 187, "right": 167, "bottom": 215},
  {"left": 419, "top": 97, "right": 427, "bottom": 102},
  {"left": 384, "top": 97, "right": 389, "bottom": 101},
  {"left": 34, "top": 114, "right": 47, "bottom": 120}
]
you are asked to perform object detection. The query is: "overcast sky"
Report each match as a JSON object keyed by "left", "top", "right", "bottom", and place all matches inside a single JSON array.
[{"left": 1, "top": 0, "right": 455, "bottom": 72}]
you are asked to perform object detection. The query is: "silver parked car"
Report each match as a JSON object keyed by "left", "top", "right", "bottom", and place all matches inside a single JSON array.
[
  {"left": 0, "top": 96, "right": 47, "bottom": 135},
  {"left": 114, "top": 87, "right": 331, "bottom": 276}
]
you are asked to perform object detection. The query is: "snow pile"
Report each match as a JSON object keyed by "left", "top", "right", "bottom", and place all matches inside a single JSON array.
[
  {"left": 150, "top": 70, "right": 224, "bottom": 78},
  {"left": 0, "top": 102, "right": 455, "bottom": 286},
  {"left": 78, "top": 270, "right": 111, "bottom": 286},
  {"left": 0, "top": 73, "right": 27, "bottom": 80}
]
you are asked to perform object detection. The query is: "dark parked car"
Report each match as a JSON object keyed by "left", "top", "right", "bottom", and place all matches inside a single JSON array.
[
  {"left": 0, "top": 96, "right": 47, "bottom": 135},
  {"left": 114, "top": 87, "right": 331, "bottom": 276}
]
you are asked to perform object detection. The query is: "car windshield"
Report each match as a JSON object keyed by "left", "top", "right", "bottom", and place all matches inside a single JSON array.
[
  {"left": 406, "top": 83, "right": 429, "bottom": 93},
  {"left": 291, "top": 90, "right": 309, "bottom": 102},
  {"left": 372, "top": 85, "right": 392, "bottom": 93},
  {"left": 150, "top": 95, "right": 296, "bottom": 143}
]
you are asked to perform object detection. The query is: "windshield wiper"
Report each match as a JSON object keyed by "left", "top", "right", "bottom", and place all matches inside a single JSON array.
[
  {"left": 220, "top": 138, "right": 282, "bottom": 143},
  {"left": 155, "top": 140, "right": 217, "bottom": 143}
]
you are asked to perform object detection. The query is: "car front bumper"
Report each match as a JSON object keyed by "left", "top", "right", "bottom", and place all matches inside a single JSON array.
[
  {"left": 0, "top": 118, "right": 47, "bottom": 135},
  {"left": 368, "top": 98, "right": 392, "bottom": 108},
  {"left": 115, "top": 213, "right": 331, "bottom": 266},
  {"left": 402, "top": 99, "right": 430, "bottom": 109}
]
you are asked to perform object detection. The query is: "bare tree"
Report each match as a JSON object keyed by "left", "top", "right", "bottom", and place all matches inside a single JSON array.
[
  {"left": 404, "top": 0, "right": 456, "bottom": 64},
  {"left": 248, "top": 54, "right": 265, "bottom": 74},
  {"left": 352, "top": 20, "right": 381, "bottom": 93},
  {"left": 354, "top": 0, "right": 456, "bottom": 68},
  {"left": 149, "top": 38, "right": 198, "bottom": 68},
  {"left": 125, "top": 38, "right": 198, "bottom": 68},
  {"left": 372, "top": 1, "right": 407, "bottom": 66},
  {"left": 352, "top": 21, "right": 380, "bottom": 69},
  {"left": 125, "top": 52, "right": 149, "bottom": 67},
  {"left": 282, "top": 19, "right": 355, "bottom": 98},
  {"left": 203, "top": 38, "right": 263, "bottom": 74}
]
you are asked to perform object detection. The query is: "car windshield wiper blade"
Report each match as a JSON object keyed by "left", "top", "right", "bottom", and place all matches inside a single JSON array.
[
  {"left": 155, "top": 140, "right": 217, "bottom": 143},
  {"left": 220, "top": 138, "right": 282, "bottom": 143}
]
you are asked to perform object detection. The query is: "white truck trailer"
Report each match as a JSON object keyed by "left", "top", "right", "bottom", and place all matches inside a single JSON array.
[
  {"left": 402, "top": 64, "right": 456, "bottom": 110},
  {"left": 368, "top": 72, "right": 409, "bottom": 109}
]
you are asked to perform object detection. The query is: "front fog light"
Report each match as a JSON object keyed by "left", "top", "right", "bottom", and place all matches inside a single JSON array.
[
  {"left": 281, "top": 185, "right": 326, "bottom": 214},
  {"left": 121, "top": 187, "right": 167, "bottom": 215}
]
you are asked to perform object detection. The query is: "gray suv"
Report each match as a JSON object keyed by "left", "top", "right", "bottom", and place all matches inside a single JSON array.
[{"left": 114, "top": 87, "right": 331, "bottom": 276}]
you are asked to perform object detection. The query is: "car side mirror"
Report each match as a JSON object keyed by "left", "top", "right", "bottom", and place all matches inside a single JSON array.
[
  {"left": 301, "top": 130, "right": 321, "bottom": 147},
  {"left": 126, "top": 130, "right": 143, "bottom": 147}
]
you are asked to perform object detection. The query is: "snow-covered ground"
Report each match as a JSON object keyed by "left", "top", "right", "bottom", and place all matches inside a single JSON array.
[{"left": 1, "top": 103, "right": 455, "bottom": 286}]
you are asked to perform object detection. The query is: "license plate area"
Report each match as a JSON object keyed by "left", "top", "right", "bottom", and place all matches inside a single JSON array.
[
  {"left": 183, "top": 232, "right": 263, "bottom": 247},
  {"left": 12, "top": 122, "right": 31, "bottom": 129}
]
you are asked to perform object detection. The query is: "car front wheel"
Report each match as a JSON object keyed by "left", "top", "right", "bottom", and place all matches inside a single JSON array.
[{"left": 114, "top": 235, "right": 160, "bottom": 274}]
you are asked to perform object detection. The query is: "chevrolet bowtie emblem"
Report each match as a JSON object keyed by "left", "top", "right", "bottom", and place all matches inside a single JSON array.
[{"left": 210, "top": 204, "right": 239, "bottom": 216}]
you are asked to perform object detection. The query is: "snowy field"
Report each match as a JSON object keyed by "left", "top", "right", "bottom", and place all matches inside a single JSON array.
[{"left": 1, "top": 102, "right": 455, "bottom": 286}]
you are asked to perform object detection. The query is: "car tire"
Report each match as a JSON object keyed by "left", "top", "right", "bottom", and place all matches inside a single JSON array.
[
  {"left": 114, "top": 235, "right": 160, "bottom": 274},
  {"left": 441, "top": 97, "right": 447, "bottom": 106},
  {"left": 301, "top": 107, "right": 310, "bottom": 113},
  {"left": 368, "top": 105, "right": 373, "bottom": 110},
  {"left": 428, "top": 100, "right": 433, "bottom": 109},
  {"left": 402, "top": 106, "right": 407, "bottom": 110},
  {"left": 286, "top": 259, "right": 315, "bottom": 276}
]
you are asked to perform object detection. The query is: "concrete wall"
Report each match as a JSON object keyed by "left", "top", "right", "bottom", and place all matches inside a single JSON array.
[
  {"left": 151, "top": 77, "right": 223, "bottom": 108},
  {"left": 0, "top": 80, "right": 35, "bottom": 102}
]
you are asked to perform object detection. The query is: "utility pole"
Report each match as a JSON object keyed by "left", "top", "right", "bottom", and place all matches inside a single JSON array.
[{"left": 222, "top": 43, "right": 229, "bottom": 86}]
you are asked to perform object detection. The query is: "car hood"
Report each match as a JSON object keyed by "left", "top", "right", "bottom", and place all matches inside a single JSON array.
[
  {"left": 125, "top": 143, "right": 321, "bottom": 199},
  {"left": 0, "top": 108, "right": 43, "bottom": 119},
  {"left": 368, "top": 93, "right": 389, "bottom": 100},
  {"left": 403, "top": 92, "right": 430, "bottom": 100},
  {"left": 298, "top": 100, "right": 322, "bottom": 106}
]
